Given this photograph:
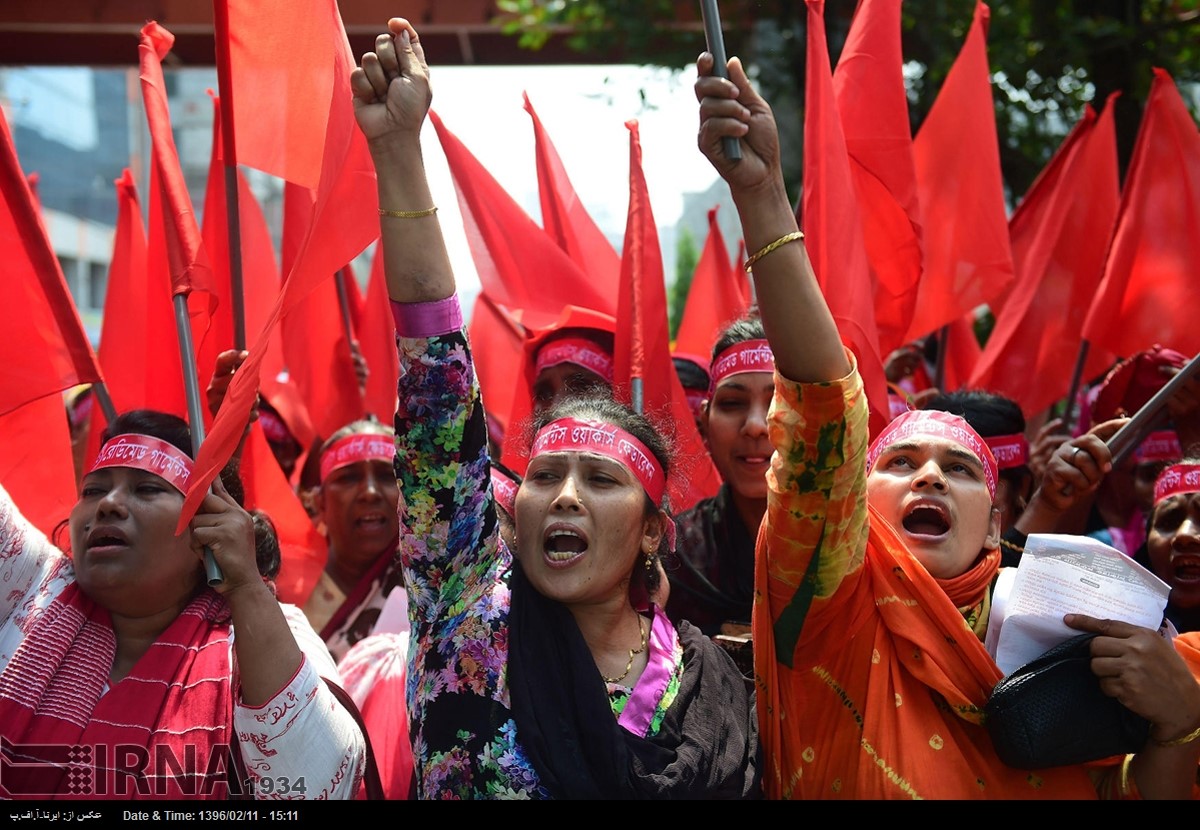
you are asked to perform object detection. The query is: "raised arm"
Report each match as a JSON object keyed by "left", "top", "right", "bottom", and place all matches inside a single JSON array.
[
  {"left": 694, "top": 52, "right": 847, "bottom": 384},
  {"left": 351, "top": 17, "right": 453, "bottom": 304}
]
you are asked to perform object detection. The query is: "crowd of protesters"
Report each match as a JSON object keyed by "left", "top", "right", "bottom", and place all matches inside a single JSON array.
[{"left": 2, "top": 14, "right": 1200, "bottom": 802}]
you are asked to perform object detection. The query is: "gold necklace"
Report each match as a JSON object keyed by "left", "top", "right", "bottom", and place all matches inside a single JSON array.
[{"left": 602, "top": 615, "right": 649, "bottom": 685}]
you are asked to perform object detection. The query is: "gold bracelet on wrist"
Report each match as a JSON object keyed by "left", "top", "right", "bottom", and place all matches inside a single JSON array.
[
  {"left": 1154, "top": 722, "right": 1200, "bottom": 748},
  {"left": 744, "top": 231, "right": 805, "bottom": 273},
  {"left": 998, "top": 537, "right": 1025, "bottom": 555},
  {"left": 379, "top": 206, "right": 438, "bottom": 219}
]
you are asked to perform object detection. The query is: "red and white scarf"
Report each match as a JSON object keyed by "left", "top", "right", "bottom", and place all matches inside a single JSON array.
[{"left": 0, "top": 585, "right": 234, "bottom": 800}]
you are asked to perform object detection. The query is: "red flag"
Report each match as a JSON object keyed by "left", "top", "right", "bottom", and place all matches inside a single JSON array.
[
  {"left": 182, "top": 0, "right": 379, "bottom": 530},
  {"left": 971, "top": 101, "right": 1120, "bottom": 416},
  {"left": 279, "top": 181, "right": 365, "bottom": 440},
  {"left": 524, "top": 91, "right": 620, "bottom": 313},
  {"left": 469, "top": 292, "right": 527, "bottom": 448},
  {"left": 240, "top": 420, "right": 328, "bottom": 605},
  {"left": 89, "top": 169, "right": 186, "bottom": 473},
  {"left": 0, "top": 394, "right": 77, "bottom": 539},
  {"left": 907, "top": 1, "right": 1015, "bottom": 342},
  {"left": 359, "top": 241, "right": 401, "bottom": 422},
  {"left": 939, "top": 313, "right": 983, "bottom": 393},
  {"left": 1083, "top": 69, "right": 1200, "bottom": 358},
  {"left": 614, "top": 120, "right": 720, "bottom": 513},
  {"left": 0, "top": 106, "right": 102, "bottom": 415},
  {"left": 803, "top": 0, "right": 890, "bottom": 437},
  {"left": 673, "top": 206, "right": 749, "bottom": 364},
  {"left": 430, "top": 110, "right": 609, "bottom": 327},
  {"left": 833, "top": 0, "right": 924, "bottom": 357},
  {"left": 139, "top": 22, "right": 216, "bottom": 319}
]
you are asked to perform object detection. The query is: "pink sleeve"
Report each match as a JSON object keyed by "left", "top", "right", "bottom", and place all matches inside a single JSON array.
[{"left": 391, "top": 295, "right": 463, "bottom": 338}]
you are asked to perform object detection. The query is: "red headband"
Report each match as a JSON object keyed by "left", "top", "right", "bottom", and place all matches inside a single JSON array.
[
  {"left": 534, "top": 338, "right": 614, "bottom": 384},
  {"left": 866, "top": 409, "right": 998, "bottom": 500},
  {"left": 1153, "top": 463, "right": 1200, "bottom": 505},
  {"left": 709, "top": 339, "right": 775, "bottom": 395},
  {"left": 490, "top": 468, "right": 519, "bottom": 516},
  {"left": 320, "top": 434, "right": 395, "bottom": 483},
  {"left": 1135, "top": 430, "right": 1182, "bottom": 464},
  {"left": 530, "top": 417, "right": 666, "bottom": 506},
  {"left": 984, "top": 434, "right": 1029, "bottom": 470},
  {"left": 88, "top": 434, "right": 194, "bottom": 494}
]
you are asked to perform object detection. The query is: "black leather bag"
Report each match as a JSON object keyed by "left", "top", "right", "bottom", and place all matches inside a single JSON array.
[{"left": 984, "top": 633, "right": 1151, "bottom": 769}]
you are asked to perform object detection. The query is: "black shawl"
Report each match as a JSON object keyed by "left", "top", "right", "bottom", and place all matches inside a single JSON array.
[{"left": 508, "top": 562, "right": 762, "bottom": 799}]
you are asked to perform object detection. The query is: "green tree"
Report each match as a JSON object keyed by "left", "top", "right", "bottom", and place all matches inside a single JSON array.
[
  {"left": 669, "top": 225, "right": 700, "bottom": 340},
  {"left": 495, "top": 0, "right": 1200, "bottom": 205}
]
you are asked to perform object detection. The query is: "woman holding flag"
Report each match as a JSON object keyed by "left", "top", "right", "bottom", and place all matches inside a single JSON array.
[
  {"left": 0, "top": 410, "right": 365, "bottom": 799},
  {"left": 353, "top": 17, "right": 760, "bottom": 799}
]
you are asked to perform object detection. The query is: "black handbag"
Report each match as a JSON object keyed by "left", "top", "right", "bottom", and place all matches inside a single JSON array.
[{"left": 984, "top": 633, "right": 1151, "bottom": 769}]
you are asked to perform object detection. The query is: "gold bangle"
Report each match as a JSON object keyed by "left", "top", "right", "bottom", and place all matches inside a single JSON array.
[
  {"left": 998, "top": 538, "right": 1025, "bottom": 555},
  {"left": 1154, "top": 722, "right": 1200, "bottom": 748},
  {"left": 379, "top": 206, "right": 438, "bottom": 219},
  {"left": 744, "top": 231, "right": 805, "bottom": 273}
]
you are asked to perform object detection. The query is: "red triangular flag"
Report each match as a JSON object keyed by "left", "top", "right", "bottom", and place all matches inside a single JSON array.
[
  {"left": 240, "top": 420, "right": 328, "bottom": 605},
  {"left": 0, "top": 106, "right": 102, "bottom": 416},
  {"left": 431, "top": 110, "right": 609, "bottom": 328},
  {"left": 907, "top": 1, "right": 1015, "bottom": 342},
  {"left": 89, "top": 169, "right": 186, "bottom": 474},
  {"left": 833, "top": 0, "right": 924, "bottom": 358},
  {"left": 360, "top": 241, "right": 401, "bottom": 422},
  {"left": 614, "top": 120, "right": 721, "bottom": 513},
  {"left": 139, "top": 22, "right": 217, "bottom": 338},
  {"left": 279, "top": 181, "right": 365, "bottom": 440},
  {"left": 802, "top": 0, "right": 890, "bottom": 437},
  {"left": 182, "top": 0, "right": 379, "bottom": 530},
  {"left": 524, "top": 91, "right": 620, "bottom": 313},
  {"left": 971, "top": 101, "right": 1120, "bottom": 416},
  {"left": 1083, "top": 68, "right": 1200, "bottom": 358},
  {"left": 673, "top": 206, "right": 749, "bottom": 365}
]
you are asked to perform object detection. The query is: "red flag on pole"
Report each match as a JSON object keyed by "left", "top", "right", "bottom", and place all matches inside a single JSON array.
[
  {"left": 139, "top": 22, "right": 216, "bottom": 317},
  {"left": 614, "top": 120, "right": 720, "bottom": 513},
  {"left": 1083, "top": 68, "right": 1200, "bottom": 358},
  {"left": 0, "top": 105, "right": 102, "bottom": 415},
  {"left": 359, "top": 241, "right": 401, "bottom": 422},
  {"left": 833, "top": 0, "right": 924, "bottom": 358},
  {"left": 803, "top": 0, "right": 890, "bottom": 437},
  {"left": 673, "top": 206, "right": 749, "bottom": 365},
  {"left": 524, "top": 91, "right": 620, "bottom": 313},
  {"left": 430, "top": 110, "right": 609, "bottom": 327},
  {"left": 182, "top": 0, "right": 379, "bottom": 530},
  {"left": 907, "top": 1, "right": 1015, "bottom": 343},
  {"left": 91, "top": 168, "right": 186, "bottom": 472},
  {"left": 971, "top": 101, "right": 1120, "bottom": 416},
  {"left": 279, "top": 181, "right": 365, "bottom": 441}
]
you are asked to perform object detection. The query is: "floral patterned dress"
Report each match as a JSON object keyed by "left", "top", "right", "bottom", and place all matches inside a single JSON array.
[{"left": 394, "top": 325, "right": 681, "bottom": 800}]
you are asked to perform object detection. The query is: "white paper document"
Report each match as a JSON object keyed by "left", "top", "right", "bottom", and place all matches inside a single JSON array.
[{"left": 985, "top": 533, "right": 1170, "bottom": 676}]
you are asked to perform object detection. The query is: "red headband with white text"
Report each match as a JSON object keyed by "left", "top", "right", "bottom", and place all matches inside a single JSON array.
[
  {"left": 1135, "top": 430, "right": 1182, "bottom": 465},
  {"left": 708, "top": 339, "right": 775, "bottom": 395},
  {"left": 1153, "top": 463, "right": 1200, "bottom": 505},
  {"left": 320, "top": 434, "right": 395, "bottom": 483},
  {"left": 531, "top": 417, "right": 665, "bottom": 506},
  {"left": 984, "top": 434, "right": 1029, "bottom": 471},
  {"left": 88, "top": 434, "right": 194, "bottom": 494},
  {"left": 866, "top": 409, "right": 997, "bottom": 500},
  {"left": 534, "top": 338, "right": 615, "bottom": 384}
]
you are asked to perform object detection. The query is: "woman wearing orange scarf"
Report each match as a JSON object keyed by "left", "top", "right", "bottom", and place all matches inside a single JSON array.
[{"left": 694, "top": 49, "right": 1200, "bottom": 799}]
